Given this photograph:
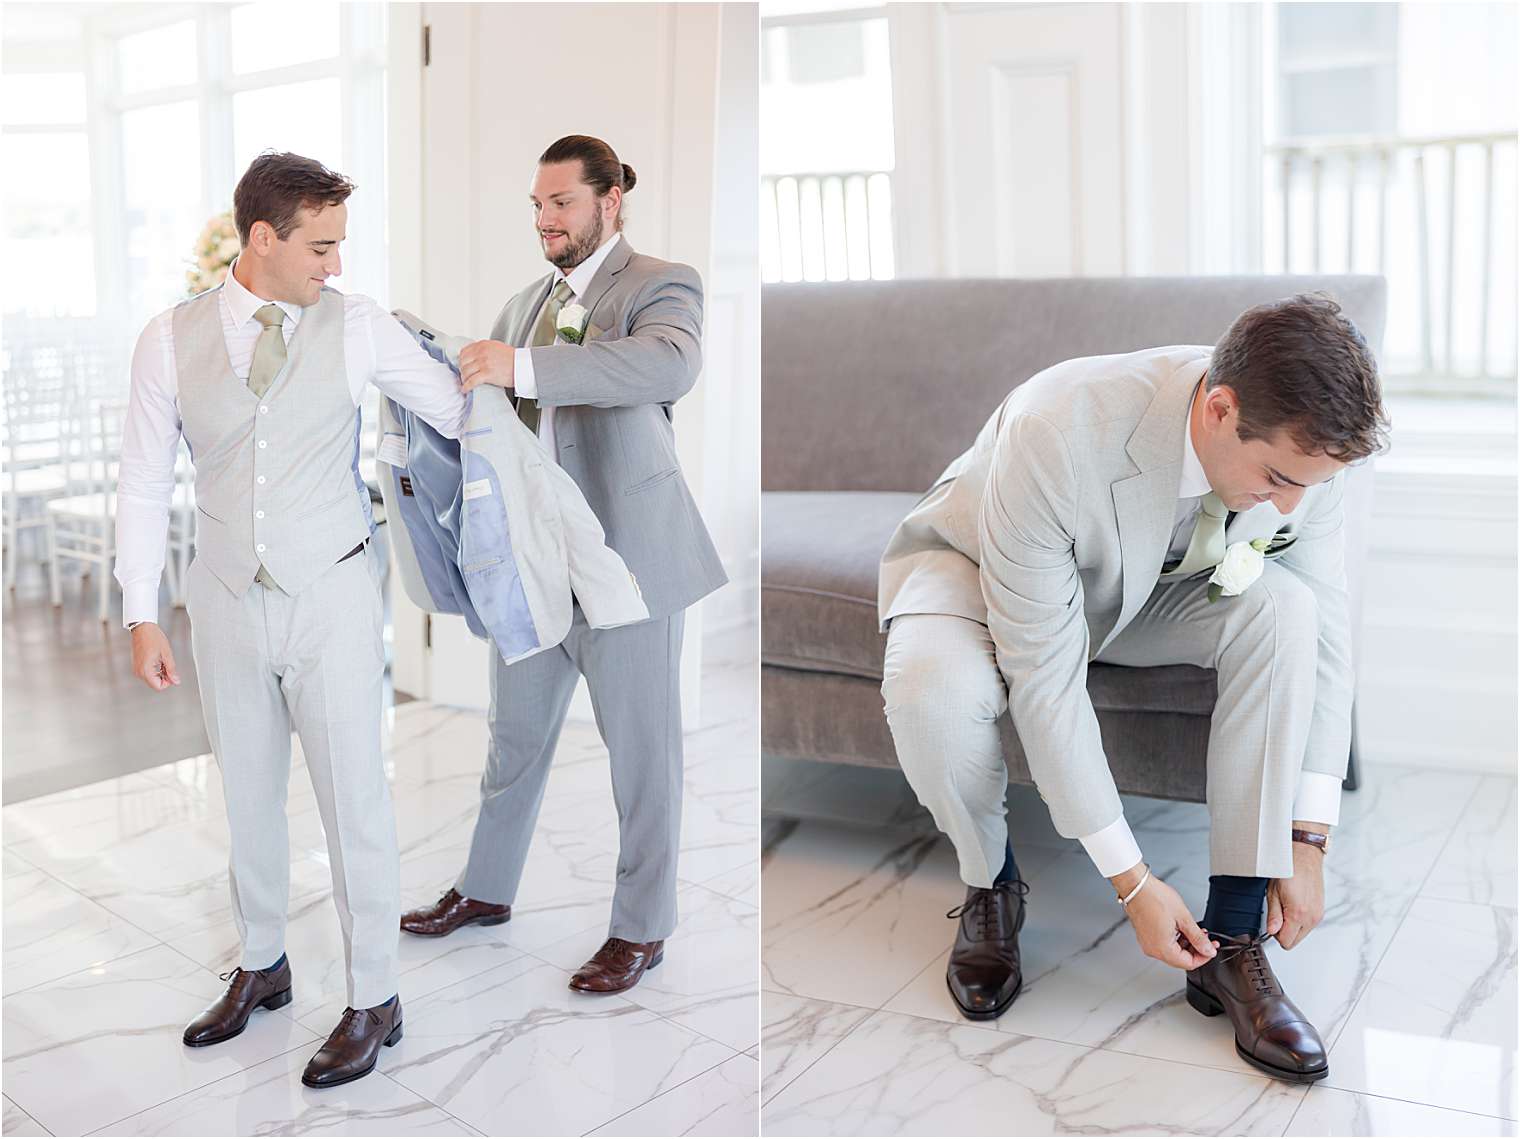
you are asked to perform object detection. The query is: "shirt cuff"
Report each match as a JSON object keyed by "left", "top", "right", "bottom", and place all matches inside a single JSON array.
[
  {"left": 122, "top": 582, "right": 160, "bottom": 628},
  {"left": 1292, "top": 771, "right": 1343, "bottom": 827},
  {"left": 1078, "top": 814, "right": 1144, "bottom": 878},
  {"left": 513, "top": 347, "right": 536, "bottom": 398}
]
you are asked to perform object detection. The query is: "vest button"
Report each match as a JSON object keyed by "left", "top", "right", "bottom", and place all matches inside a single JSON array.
[
  {"left": 258, "top": 440, "right": 268, "bottom": 449},
  {"left": 257, "top": 476, "right": 266, "bottom": 484},
  {"left": 256, "top": 544, "right": 266, "bottom": 553},
  {"left": 255, "top": 510, "right": 265, "bottom": 519},
  {"left": 259, "top": 406, "right": 268, "bottom": 414}
]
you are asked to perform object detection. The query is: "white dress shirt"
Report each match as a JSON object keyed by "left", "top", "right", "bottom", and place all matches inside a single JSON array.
[
  {"left": 115, "top": 260, "right": 468, "bottom": 627},
  {"left": 1077, "top": 388, "right": 1341, "bottom": 878},
  {"left": 511, "top": 230, "right": 622, "bottom": 460}
]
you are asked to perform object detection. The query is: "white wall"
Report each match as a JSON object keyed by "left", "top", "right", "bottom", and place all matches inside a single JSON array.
[{"left": 386, "top": 2, "right": 758, "bottom": 724}]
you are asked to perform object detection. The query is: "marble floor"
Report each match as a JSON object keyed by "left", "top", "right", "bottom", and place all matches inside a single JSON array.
[
  {"left": 1, "top": 629, "right": 759, "bottom": 1137},
  {"left": 760, "top": 758, "right": 1518, "bottom": 1136}
]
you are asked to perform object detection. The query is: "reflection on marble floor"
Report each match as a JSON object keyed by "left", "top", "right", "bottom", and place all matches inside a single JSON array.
[
  {"left": 760, "top": 759, "right": 1518, "bottom": 1136},
  {"left": 2, "top": 633, "right": 758, "bottom": 1138}
]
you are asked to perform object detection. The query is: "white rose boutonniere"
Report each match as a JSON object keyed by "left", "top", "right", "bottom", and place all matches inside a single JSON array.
[
  {"left": 1207, "top": 538, "right": 1273, "bottom": 603},
  {"left": 556, "top": 303, "right": 590, "bottom": 345}
]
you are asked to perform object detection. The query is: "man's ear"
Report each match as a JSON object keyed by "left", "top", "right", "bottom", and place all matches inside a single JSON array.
[{"left": 247, "top": 220, "right": 274, "bottom": 255}]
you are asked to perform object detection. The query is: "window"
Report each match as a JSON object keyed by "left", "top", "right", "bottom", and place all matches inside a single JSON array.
[
  {"left": 761, "top": 6, "right": 896, "bottom": 282},
  {"left": 2, "top": 69, "right": 94, "bottom": 318},
  {"left": 1, "top": 2, "right": 388, "bottom": 341},
  {"left": 121, "top": 101, "right": 202, "bottom": 325},
  {"left": 1263, "top": 1, "right": 1517, "bottom": 391}
]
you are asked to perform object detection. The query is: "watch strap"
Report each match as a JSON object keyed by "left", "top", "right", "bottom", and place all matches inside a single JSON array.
[{"left": 1291, "top": 828, "right": 1329, "bottom": 854}]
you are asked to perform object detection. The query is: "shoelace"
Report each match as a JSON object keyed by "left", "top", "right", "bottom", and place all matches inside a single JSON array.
[
  {"left": 945, "top": 880, "right": 1030, "bottom": 941},
  {"left": 1211, "top": 932, "right": 1280, "bottom": 995},
  {"left": 328, "top": 1006, "right": 381, "bottom": 1043}
]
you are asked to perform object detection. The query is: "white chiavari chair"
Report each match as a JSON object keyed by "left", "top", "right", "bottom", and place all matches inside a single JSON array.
[
  {"left": 2, "top": 352, "right": 72, "bottom": 590},
  {"left": 45, "top": 398, "right": 127, "bottom": 622}
]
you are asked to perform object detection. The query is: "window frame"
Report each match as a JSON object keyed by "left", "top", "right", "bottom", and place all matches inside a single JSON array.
[{"left": 83, "top": 2, "right": 388, "bottom": 324}]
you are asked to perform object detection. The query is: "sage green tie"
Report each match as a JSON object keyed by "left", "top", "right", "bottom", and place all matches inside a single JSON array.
[
  {"left": 518, "top": 279, "right": 575, "bottom": 434},
  {"left": 248, "top": 304, "right": 287, "bottom": 398},
  {"left": 1164, "top": 491, "right": 1229, "bottom": 579}
]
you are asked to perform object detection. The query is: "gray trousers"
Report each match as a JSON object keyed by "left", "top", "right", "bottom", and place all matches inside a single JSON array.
[
  {"left": 456, "top": 607, "right": 685, "bottom": 942},
  {"left": 882, "top": 564, "right": 1325, "bottom": 886},
  {"left": 187, "top": 549, "right": 400, "bottom": 1008}
]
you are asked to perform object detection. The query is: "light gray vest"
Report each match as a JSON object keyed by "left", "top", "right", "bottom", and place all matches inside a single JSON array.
[{"left": 173, "top": 285, "right": 372, "bottom": 597}]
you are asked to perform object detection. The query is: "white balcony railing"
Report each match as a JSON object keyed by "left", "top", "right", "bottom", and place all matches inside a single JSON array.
[
  {"left": 761, "top": 170, "right": 895, "bottom": 284},
  {"left": 1267, "top": 131, "right": 1518, "bottom": 392}
]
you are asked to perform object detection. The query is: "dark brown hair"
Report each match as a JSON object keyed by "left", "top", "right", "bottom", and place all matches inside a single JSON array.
[
  {"left": 1208, "top": 293, "right": 1389, "bottom": 462},
  {"left": 232, "top": 151, "right": 356, "bottom": 246},
  {"left": 538, "top": 135, "right": 636, "bottom": 229}
]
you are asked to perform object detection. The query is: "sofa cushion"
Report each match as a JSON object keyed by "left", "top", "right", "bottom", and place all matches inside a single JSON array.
[
  {"left": 762, "top": 489, "right": 1220, "bottom": 715},
  {"left": 762, "top": 490, "right": 913, "bottom": 680}
]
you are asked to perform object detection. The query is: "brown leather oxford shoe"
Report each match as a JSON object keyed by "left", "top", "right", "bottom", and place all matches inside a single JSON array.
[
  {"left": 301, "top": 997, "right": 403, "bottom": 1089},
  {"left": 1187, "top": 931, "right": 1328, "bottom": 1083},
  {"left": 183, "top": 957, "right": 294, "bottom": 1047},
  {"left": 400, "top": 887, "right": 510, "bottom": 937},
  {"left": 945, "top": 880, "right": 1029, "bottom": 1020},
  {"left": 568, "top": 937, "right": 665, "bottom": 993}
]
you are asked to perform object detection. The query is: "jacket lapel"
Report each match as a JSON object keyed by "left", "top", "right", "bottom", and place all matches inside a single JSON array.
[
  {"left": 574, "top": 235, "right": 633, "bottom": 327},
  {"left": 1103, "top": 357, "right": 1208, "bottom": 651}
]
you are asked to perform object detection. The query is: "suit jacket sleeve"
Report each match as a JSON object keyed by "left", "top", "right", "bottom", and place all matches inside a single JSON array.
[
  {"left": 1276, "top": 471, "right": 1355, "bottom": 780},
  {"left": 522, "top": 263, "right": 704, "bottom": 409},
  {"left": 976, "top": 411, "right": 1122, "bottom": 840}
]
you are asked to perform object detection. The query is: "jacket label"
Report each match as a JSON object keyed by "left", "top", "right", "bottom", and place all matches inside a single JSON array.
[
  {"left": 399, "top": 475, "right": 414, "bottom": 497},
  {"left": 463, "top": 479, "right": 492, "bottom": 501},
  {"left": 378, "top": 434, "right": 408, "bottom": 467}
]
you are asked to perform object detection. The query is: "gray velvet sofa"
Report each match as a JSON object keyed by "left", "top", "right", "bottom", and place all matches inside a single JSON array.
[{"left": 761, "top": 275, "right": 1383, "bottom": 803}]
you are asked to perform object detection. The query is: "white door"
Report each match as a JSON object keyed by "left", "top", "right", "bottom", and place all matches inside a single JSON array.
[
  {"left": 936, "top": 2, "right": 1127, "bottom": 278},
  {"left": 393, "top": 2, "right": 729, "bottom": 717}
]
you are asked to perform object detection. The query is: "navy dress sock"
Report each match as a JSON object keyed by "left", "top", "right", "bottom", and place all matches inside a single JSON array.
[
  {"left": 993, "top": 840, "right": 1020, "bottom": 886},
  {"left": 261, "top": 952, "right": 287, "bottom": 972},
  {"left": 1202, "top": 875, "right": 1268, "bottom": 937}
]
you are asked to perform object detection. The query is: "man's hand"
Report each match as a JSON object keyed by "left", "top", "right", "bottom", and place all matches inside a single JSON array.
[
  {"left": 1266, "top": 823, "right": 1328, "bottom": 949},
  {"left": 1113, "top": 862, "right": 1219, "bottom": 970},
  {"left": 458, "top": 341, "right": 515, "bottom": 393},
  {"left": 131, "top": 623, "right": 181, "bottom": 692}
]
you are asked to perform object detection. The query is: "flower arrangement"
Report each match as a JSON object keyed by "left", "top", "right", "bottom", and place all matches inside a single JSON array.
[{"left": 185, "top": 210, "right": 241, "bottom": 296}]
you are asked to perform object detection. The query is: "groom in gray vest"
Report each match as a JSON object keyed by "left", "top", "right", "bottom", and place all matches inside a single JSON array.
[
  {"left": 400, "top": 135, "right": 727, "bottom": 994},
  {"left": 117, "top": 153, "right": 470, "bottom": 1088}
]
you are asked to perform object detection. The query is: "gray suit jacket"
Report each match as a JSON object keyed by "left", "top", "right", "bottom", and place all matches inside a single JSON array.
[
  {"left": 490, "top": 235, "right": 727, "bottom": 620},
  {"left": 879, "top": 346, "right": 1354, "bottom": 836}
]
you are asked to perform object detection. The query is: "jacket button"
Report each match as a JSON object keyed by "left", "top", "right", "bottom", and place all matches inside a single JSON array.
[
  {"left": 258, "top": 440, "right": 268, "bottom": 449},
  {"left": 256, "top": 544, "right": 266, "bottom": 553},
  {"left": 257, "top": 476, "right": 266, "bottom": 484},
  {"left": 255, "top": 510, "right": 264, "bottom": 519}
]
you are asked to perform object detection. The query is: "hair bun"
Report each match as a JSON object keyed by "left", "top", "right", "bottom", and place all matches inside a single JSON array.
[{"left": 620, "top": 163, "right": 637, "bottom": 192}]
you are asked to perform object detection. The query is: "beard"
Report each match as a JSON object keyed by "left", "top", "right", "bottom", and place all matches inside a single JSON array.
[{"left": 542, "top": 210, "right": 605, "bottom": 271}]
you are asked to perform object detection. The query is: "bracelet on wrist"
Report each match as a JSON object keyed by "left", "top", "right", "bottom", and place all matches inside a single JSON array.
[{"left": 1118, "top": 865, "right": 1151, "bottom": 907}]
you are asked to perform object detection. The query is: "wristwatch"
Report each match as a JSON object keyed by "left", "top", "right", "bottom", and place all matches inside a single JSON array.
[{"left": 1291, "top": 828, "right": 1330, "bottom": 855}]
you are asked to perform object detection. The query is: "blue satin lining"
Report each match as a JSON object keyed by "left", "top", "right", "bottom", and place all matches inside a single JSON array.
[{"left": 385, "top": 397, "right": 539, "bottom": 659}]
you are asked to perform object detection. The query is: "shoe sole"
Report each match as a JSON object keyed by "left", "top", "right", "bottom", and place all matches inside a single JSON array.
[
  {"left": 300, "top": 1021, "right": 404, "bottom": 1089},
  {"left": 568, "top": 950, "right": 664, "bottom": 994},
  {"left": 1186, "top": 984, "right": 1329, "bottom": 1084},
  {"left": 401, "top": 913, "right": 511, "bottom": 938},
  {"left": 946, "top": 974, "right": 1022, "bottom": 1022},
  {"left": 182, "top": 986, "right": 293, "bottom": 1048}
]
